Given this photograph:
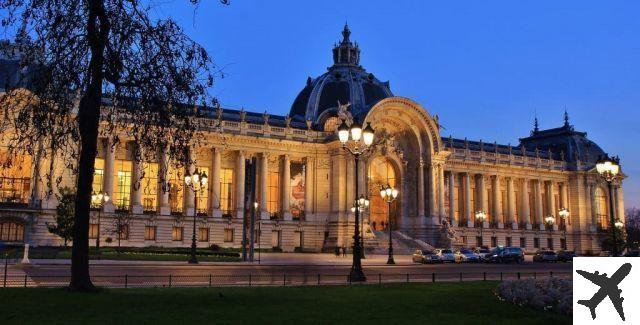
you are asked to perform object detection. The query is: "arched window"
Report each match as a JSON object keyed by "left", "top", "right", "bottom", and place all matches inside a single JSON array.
[
  {"left": 323, "top": 117, "right": 340, "bottom": 132},
  {"left": 0, "top": 221, "right": 24, "bottom": 242},
  {"left": 594, "top": 187, "right": 608, "bottom": 229}
]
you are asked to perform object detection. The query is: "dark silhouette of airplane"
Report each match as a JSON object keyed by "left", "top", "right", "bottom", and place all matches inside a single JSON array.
[{"left": 577, "top": 263, "right": 632, "bottom": 321}]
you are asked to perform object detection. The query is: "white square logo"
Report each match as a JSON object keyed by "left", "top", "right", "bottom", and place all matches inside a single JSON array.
[{"left": 574, "top": 257, "right": 639, "bottom": 324}]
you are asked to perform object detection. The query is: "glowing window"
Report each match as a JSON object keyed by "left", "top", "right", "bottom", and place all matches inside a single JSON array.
[
  {"left": 92, "top": 158, "right": 104, "bottom": 194},
  {"left": 168, "top": 167, "right": 184, "bottom": 213},
  {"left": 0, "top": 221, "right": 24, "bottom": 242},
  {"left": 220, "top": 168, "right": 234, "bottom": 214},
  {"left": 267, "top": 169, "right": 280, "bottom": 215},
  {"left": 141, "top": 162, "right": 159, "bottom": 212},
  {"left": 0, "top": 151, "right": 32, "bottom": 204},
  {"left": 195, "top": 167, "right": 209, "bottom": 215},
  {"left": 114, "top": 160, "right": 132, "bottom": 209}
]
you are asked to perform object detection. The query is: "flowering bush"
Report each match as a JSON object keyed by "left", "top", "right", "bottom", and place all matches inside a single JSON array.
[{"left": 496, "top": 278, "right": 573, "bottom": 315}]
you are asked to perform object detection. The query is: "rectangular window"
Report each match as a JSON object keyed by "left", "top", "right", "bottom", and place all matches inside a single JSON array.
[
  {"left": 267, "top": 169, "right": 280, "bottom": 216},
  {"left": 0, "top": 222, "right": 24, "bottom": 242},
  {"left": 220, "top": 168, "right": 234, "bottom": 215},
  {"left": 272, "top": 230, "right": 282, "bottom": 248},
  {"left": 560, "top": 238, "right": 566, "bottom": 250},
  {"left": 114, "top": 160, "right": 132, "bottom": 210},
  {"left": 501, "top": 190, "right": 508, "bottom": 219},
  {"left": 514, "top": 189, "right": 520, "bottom": 220},
  {"left": 144, "top": 226, "right": 157, "bottom": 241},
  {"left": 542, "top": 189, "right": 549, "bottom": 217},
  {"left": 224, "top": 228, "right": 234, "bottom": 242},
  {"left": 117, "top": 224, "right": 129, "bottom": 240},
  {"left": 487, "top": 188, "right": 492, "bottom": 220},
  {"left": 172, "top": 226, "right": 183, "bottom": 241},
  {"left": 0, "top": 151, "right": 32, "bottom": 204},
  {"left": 168, "top": 167, "right": 184, "bottom": 214},
  {"left": 454, "top": 184, "right": 461, "bottom": 222},
  {"left": 199, "top": 227, "right": 209, "bottom": 242},
  {"left": 506, "top": 236, "right": 512, "bottom": 247},
  {"left": 529, "top": 191, "right": 535, "bottom": 222},
  {"left": 294, "top": 231, "right": 303, "bottom": 248},
  {"left": 476, "top": 236, "right": 483, "bottom": 248},
  {"left": 547, "top": 238, "right": 554, "bottom": 250},
  {"left": 92, "top": 158, "right": 104, "bottom": 195},
  {"left": 491, "top": 236, "right": 497, "bottom": 248},
  {"left": 89, "top": 224, "right": 100, "bottom": 239},
  {"left": 141, "top": 162, "right": 159, "bottom": 213},
  {"left": 520, "top": 237, "right": 526, "bottom": 248},
  {"left": 195, "top": 167, "right": 209, "bottom": 215},
  {"left": 533, "top": 237, "right": 540, "bottom": 249}
]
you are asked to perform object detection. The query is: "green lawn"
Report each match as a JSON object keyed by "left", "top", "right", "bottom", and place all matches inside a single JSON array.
[{"left": 0, "top": 283, "right": 571, "bottom": 324}]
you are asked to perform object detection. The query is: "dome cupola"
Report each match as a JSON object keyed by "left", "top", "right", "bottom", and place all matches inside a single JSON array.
[{"left": 289, "top": 24, "right": 393, "bottom": 129}]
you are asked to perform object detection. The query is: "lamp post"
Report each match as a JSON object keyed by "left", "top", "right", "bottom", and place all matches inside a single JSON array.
[
  {"left": 475, "top": 211, "right": 486, "bottom": 247},
  {"left": 185, "top": 168, "right": 208, "bottom": 264},
  {"left": 380, "top": 184, "right": 399, "bottom": 265},
  {"left": 558, "top": 208, "right": 570, "bottom": 250},
  {"left": 338, "top": 118, "right": 375, "bottom": 282},
  {"left": 596, "top": 155, "right": 621, "bottom": 256},
  {"left": 351, "top": 195, "right": 370, "bottom": 259},
  {"left": 91, "top": 191, "right": 110, "bottom": 255}
]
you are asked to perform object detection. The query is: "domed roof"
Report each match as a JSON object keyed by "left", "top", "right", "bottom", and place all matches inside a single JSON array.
[
  {"left": 289, "top": 25, "right": 393, "bottom": 125},
  {"left": 519, "top": 113, "right": 606, "bottom": 167}
]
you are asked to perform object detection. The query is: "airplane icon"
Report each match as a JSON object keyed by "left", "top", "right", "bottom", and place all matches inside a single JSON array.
[{"left": 577, "top": 263, "right": 632, "bottom": 321}]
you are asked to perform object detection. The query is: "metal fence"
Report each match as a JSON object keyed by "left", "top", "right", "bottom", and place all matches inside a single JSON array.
[{"left": 2, "top": 270, "right": 572, "bottom": 288}]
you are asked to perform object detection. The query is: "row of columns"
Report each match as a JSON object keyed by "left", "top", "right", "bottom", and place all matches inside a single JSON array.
[
  {"left": 446, "top": 171, "right": 569, "bottom": 230},
  {"left": 99, "top": 137, "right": 313, "bottom": 220}
]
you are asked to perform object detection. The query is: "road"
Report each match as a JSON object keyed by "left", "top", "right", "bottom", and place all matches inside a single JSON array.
[{"left": 6, "top": 253, "right": 573, "bottom": 288}]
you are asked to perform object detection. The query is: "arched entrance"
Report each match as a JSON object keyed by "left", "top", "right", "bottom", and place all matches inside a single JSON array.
[{"left": 367, "top": 156, "right": 399, "bottom": 231}]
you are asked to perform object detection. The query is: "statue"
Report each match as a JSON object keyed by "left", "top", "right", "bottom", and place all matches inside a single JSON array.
[{"left": 336, "top": 100, "right": 353, "bottom": 125}]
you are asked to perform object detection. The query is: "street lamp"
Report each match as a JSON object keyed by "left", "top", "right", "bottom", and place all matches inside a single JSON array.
[
  {"left": 596, "top": 154, "right": 621, "bottom": 256},
  {"left": 380, "top": 184, "right": 399, "bottom": 265},
  {"left": 91, "top": 191, "right": 110, "bottom": 254},
  {"left": 475, "top": 211, "right": 486, "bottom": 247},
  {"left": 338, "top": 118, "right": 375, "bottom": 282},
  {"left": 544, "top": 215, "right": 555, "bottom": 229},
  {"left": 558, "top": 208, "right": 570, "bottom": 250},
  {"left": 185, "top": 168, "right": 208, "bottom": 264}
]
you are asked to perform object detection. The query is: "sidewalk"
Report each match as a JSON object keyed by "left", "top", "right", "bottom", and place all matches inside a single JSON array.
[{"left": 21, "top": 253, "right": 414, "bottom": 267}]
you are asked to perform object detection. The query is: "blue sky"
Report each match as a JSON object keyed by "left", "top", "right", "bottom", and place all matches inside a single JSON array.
[{"left": 158, "top": 1, "right": 640, "bottom": 208}]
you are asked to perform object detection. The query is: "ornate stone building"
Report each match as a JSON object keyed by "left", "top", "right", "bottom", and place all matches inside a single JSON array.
[{"left": 0, "top": 26, "right": 625, "bottom": 254}]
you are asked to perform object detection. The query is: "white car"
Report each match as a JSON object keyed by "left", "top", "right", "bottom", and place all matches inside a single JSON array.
[{"left": 435, "top": 248, "right": 456, "bottom": 263}]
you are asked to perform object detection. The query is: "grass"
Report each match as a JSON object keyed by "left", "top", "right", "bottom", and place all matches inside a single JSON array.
[{"left": 0, "top": 282, "right": 571, "bottom": 324}]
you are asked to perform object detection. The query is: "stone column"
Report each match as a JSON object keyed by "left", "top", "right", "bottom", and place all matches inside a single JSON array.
[
  {"left": 447, "top": 171, "right": 457, "bottom": 226},
  {"left": 534, "top": 179, "right": 544, "bottom": 229},
  {"left": 346, "top": 157, "right": 355, "bottom": 212},
  {"left": 437, "top": 164, "right": 446, "bottom": 225},
  {"left": 492, "top": 175, "right": 503, "bottom": 228},
  {"left": 184, "top": 148, "right": 196, "bottom": 217},
  {"left": 476, "top": 174, "right": 488, "bottom": 228},
  {"left": 304, "top": 157, "right": 314, "bottom": 218},
  {"left": 520, "top": 178, "right": 531, "bottom": 229},
  {"left": 507, "top": 177, "right": 517, "bottom": 229},
  {"left": 30, "top": 143, "right": 44, "bottom": 208},
  {"left": 589, "top": 184, "right": 598, "bottom": 228},
  {"left": 616, "top": 186, "right": 625, "bottom": 223},
  {"left": 417, "top": 160, "right": 426, "bottom": 219},
  {"left": 463, "top": 173, "right": 473, "bottom": 228},
  {"left": 235, "top": 151, "right": 245, "bottom": 218},
  {"left": 158, "top": 145, "right": 170, "bottom": 216},
  {"left": 559, "top": 182, "right": 568, "bottom": 209},
  {"left": 282, "top": 154, "right": 292, "bottom": 221},
  {"left": 103, "top": 137, "right": 116, "bottom": 212},
  {"left": 259, "top": 152, "right": 269, "bottom": 220},
  {"left": 427, "top": 163, "right": 438, "bottom": 224},
  {"left": 131, "top": 144, "right": 144, "bottom": 214},
  {"left": 211, "top": 147, "right": 222, "bottom": 218}
]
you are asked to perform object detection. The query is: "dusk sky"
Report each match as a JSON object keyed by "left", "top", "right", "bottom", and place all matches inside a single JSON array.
[{"left": 160, "top": 1, "right": 640, "bottom": 209}]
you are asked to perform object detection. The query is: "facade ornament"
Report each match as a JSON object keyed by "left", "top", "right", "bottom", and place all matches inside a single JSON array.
[
  {"left": 560, "top": 150, "right": 565, "bottom": 161},
  {"left": 305, "top": 118, "right": 313, "bottom": 131},
  {"left": 479, "top": 139, "right": 484, "bottom": 152},
  {"left": 216, "top": 106, "right": 224, "bottom": 120},
  {"left": 263, "top": 111, "right": 270, "bottom": 125},
  {"left": 239, "top": 108, "right": 247, "bottom": 123},
  {"left": 494, "top": 141, "right": 498, "bottom": 154},
  {"left": 285, "top": 115, "right": 292, "bottom": 128},
  {"left": 464, "top": 137, "right": 469, "bottom": 150}
]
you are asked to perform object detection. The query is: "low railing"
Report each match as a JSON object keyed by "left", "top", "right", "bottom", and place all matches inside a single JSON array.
[{"left": 1, "top": 270, "right": 572, "bottom": 288}]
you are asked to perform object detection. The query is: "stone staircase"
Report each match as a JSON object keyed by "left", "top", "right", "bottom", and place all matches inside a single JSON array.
[
  {"left": 364, "top": 231, "right": 418, "bottom": 255},
  {"left": 393, "top": 231, "right": 437, "bottom": 251}
]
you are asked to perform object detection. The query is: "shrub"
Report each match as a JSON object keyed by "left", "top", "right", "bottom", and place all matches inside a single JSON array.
[{"left": 496, "top": 278, "right": 572, "bottom": 315}]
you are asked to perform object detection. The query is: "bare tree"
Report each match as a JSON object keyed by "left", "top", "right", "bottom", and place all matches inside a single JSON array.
[
  {"left": 1, "top": 0, "right": 228, "bottom": 291},
  {"left": 108, "top": 210, "right": 133, "bottom": 252}
]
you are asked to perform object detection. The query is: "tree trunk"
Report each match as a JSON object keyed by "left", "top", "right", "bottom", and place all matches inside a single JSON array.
[{"left": 69, "top": 0, "right": 109, "bottom": 292}]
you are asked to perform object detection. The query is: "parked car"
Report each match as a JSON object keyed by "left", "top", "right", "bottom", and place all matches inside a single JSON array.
[
  {"left": 624, "top": 251, "right": 639, "bottom": 257},
  {"left": 485, "top": 247, "right": 524, "bottom": 263},
  {"left": 412, "top": 249, "right": 442, "bottom": 264},
  {"left": 533, "top": 250, "right": 558, "bottom": 262},
  {"left": 455, "top": 248, "right": 480, "bottom": 263},
  {"left": 556, "top": 250, "right": 577, "bottom": 262},
  {"left": 435, "top": 248, "right": 456, "bottom": 263},
  {"left": 474, "top": 248, "right": 492, "bottom": 261}
]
